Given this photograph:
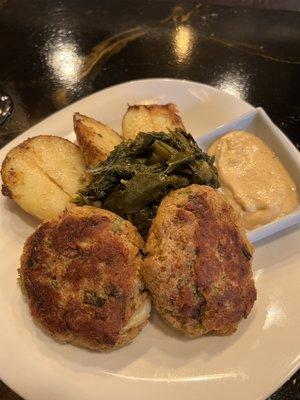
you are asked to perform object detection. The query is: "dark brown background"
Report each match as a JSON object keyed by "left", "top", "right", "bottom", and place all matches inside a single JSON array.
[{"left": 0, "top": 1, "right": 299, "bottom": 399}]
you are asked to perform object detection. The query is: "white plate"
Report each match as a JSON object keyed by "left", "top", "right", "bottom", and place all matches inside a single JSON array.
[
  {"left": 197, "top": 107, "right": 300, "bottom": 244},
  {"left": 0, "top": 79, "right": 299, "bottom": 400}
]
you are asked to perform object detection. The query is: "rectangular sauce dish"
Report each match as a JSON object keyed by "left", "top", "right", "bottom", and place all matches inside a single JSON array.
[{"left": 196, "top": 107, "right": 300, "bottom": 243}]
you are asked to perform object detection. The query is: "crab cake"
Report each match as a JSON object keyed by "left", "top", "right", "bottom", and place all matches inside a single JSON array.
[
  {"left": 19, "top": 206, "right": 151, "bottom": 351},
  {"left": 143, "top": 184, "right": 256, "bottom": 337}
]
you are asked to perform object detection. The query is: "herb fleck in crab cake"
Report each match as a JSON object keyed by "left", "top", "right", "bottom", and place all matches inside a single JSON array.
[{"left": 19, "top": 206, "right": 151, "bottom": 350}]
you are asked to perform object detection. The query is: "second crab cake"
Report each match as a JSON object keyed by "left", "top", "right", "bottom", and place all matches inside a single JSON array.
[
  {"left": 143, "top": 184, "right": 256, "bottom": 336},
  {"left": 19, "top": 206, "right": 151, "bottom": 351}
]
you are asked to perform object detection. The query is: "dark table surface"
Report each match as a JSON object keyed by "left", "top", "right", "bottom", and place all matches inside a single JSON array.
[{"left": 0, "top": 1, "right": 299, "bottom": 399}]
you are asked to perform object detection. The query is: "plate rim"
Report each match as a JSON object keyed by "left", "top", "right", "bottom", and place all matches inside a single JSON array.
[{"left": 0, "top": 77, "right": 253, "bottom": 155}]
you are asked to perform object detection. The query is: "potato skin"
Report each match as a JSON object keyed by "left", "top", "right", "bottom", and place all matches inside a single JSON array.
[
  {"left": 74, "top": 113, "right": 122, "bottom": 166},
  {"left": 1, "top": 135, "right": 87, "bottom": 221},
  {"left": 143, "top": 184, "right": 256, "bottom": 337},
  {"left": 19, "top": 206, "right": 149, "bottom": 351},
  {"left": 122, "top": 103, "right": 185, "bottom": 140}
]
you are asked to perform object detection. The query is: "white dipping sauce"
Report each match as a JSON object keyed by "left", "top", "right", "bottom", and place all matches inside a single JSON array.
[{"left": 208, "top": 130, "right": 298, "bottom": 230}]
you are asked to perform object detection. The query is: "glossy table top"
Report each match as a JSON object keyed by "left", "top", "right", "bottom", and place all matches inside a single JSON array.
[{"left": 0, "top": 1, "right": 299, "bottom": 399}]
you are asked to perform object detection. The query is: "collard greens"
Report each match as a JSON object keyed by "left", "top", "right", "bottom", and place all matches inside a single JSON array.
[{"left": 75, "top": 130, "right": 219, "bottom": 236}]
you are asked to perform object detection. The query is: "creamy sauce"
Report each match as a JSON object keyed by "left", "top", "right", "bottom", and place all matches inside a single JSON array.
[{"left": 208, "top": 130, "right": 298, "bottom": 230}]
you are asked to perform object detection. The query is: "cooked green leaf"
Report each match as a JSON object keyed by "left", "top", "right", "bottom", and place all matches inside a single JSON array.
[{"left": 75, "top": 130, "right": 219, "bottom": 236}]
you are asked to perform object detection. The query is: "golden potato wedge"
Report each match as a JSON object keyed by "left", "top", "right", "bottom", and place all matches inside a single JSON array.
[
  {"left": 74, "top": 113, "right": 122, "bottom": 166},
  {"left": 1, "top": 135, "right": 88, "bottom": 221},
  {"left": 122, "top": 103, "right": 185, "bottom": 140}
]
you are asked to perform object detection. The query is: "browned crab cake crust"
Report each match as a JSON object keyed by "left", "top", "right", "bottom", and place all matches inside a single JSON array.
[
  {"left": 19, "top": 206, "right": 150, "bottom": 351},
  {"left": 143, "top": 184, "right": 256, "bottom": 337}
]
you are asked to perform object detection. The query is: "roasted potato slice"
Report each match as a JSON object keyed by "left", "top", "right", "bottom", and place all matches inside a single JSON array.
[
  {"left": 74, "top": 113, "right": 122, "bottom": 166},
  {"left": 122, "top": 103, "right": 185, "bottom": 140},
  {"left": 1, "top": 135, "right": 88, "bottom": 221}
]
